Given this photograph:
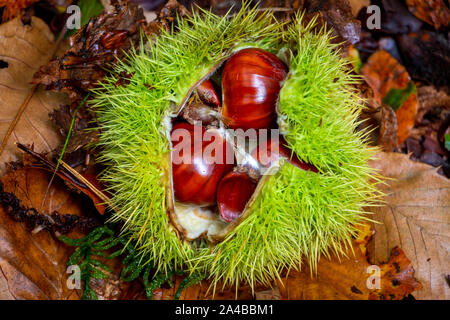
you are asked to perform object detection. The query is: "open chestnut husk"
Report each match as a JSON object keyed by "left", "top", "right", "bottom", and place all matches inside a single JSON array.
[{"left": 95, "top": 8, "right": 380, "bottom": 291}]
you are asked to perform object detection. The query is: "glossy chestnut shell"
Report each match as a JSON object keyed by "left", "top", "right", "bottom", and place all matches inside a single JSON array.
[
  {"left": 221, "top": 48, "right": 288, "bottom": 130},
  {"left": 196, "top": 80, "right": 220, "bottom": 107},
  {"left": 171, "top": 122, "right": 234, "bottom": 205},
  {"left": 217, "top": 171, "right": 257, "bottom": 222}
]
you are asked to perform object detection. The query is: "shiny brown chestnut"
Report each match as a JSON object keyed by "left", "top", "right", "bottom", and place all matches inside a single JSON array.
[
  {"left": 217, "top": 170, "right": 257, "bottom": 222},
  {"left": 171, "top": 122, "right": 234, "bottom": 205},
  {"left": 221, "top": 48, "right": 288, "bottom": 130},
  {"left": 252, "top": 136, "right": 319, "bottom": 172},
  {"left": 196, "top": 79, "right": 220, "bottom": 107}
]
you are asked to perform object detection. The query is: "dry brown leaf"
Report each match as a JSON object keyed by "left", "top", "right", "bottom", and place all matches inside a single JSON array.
[
  {"left": 0, "top": 167, "right": 87, "bottom": 300},
  {"left": 349, "top": 0, "right": 370, "bottom": 16},
  {"left": 416, "top": 86, "right": 450, "bottom": 123},
  {"left": 379, "top": 104, "right": 398, "bottom": 152},
  {"left": 369, "top": 246, "right": 422, "bottom": 300},
  {"left": 368, "top": 152, "right": 450, "bottom": 299},
  {"left": 0, "top": 17, "right": 68, "bottom": 176},
  {"left": 406, "top": 0, "right": 450, "bottom": 30},
  {"left": 275, "top": 248, "right": 372, "bottom": 300},
  {"left": 0, "top": 0, "right": 40, "bottom": 22},
  {"left": 273, "top": 230, "right": 421, "bottom": 300},
  {"left": 361, "top": 50, "right": 418, "bottom": 145},
  {"left": 32, "top": 0, "right": 146, "bottom": 107}
]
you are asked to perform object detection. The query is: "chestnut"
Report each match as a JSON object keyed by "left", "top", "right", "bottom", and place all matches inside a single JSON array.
[
  {"left": 171, "top": 122, "right": 234, "bottom": 205},
  {"left": 221, "top": 48, "right": 288, "bottom": 130},
  {"left": 196, "top": 80, "right": 220, "bottom": 107},
  {"left": 217, "top": 171, "right": 257, "bottom": 222}
]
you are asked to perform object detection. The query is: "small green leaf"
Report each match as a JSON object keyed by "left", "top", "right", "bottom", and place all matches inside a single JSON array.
[
  {"left": 382, "top": 81, "right": 416, "bottom": 111},
  {"left": 445, "top": 134, "right": 450, "bottom": 151},
  {"left": 349, "top": 46, "right": 362, "bottom": 73}
]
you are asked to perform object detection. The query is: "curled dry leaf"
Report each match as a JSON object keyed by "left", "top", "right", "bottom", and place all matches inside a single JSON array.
[
  {"left": 17, "top": 144, "right": 108, "bottom": 215},
  {"left": 368, "top": 152, "right": 450, "bottom": 299},
  {"left": 416, "top": 86, "right": 450, "bottom": 123},
  {"left": 406, "top": 0, "right": 450, "bottom": 30},
  {"left": 32, "top": 0, "right": 146, "bottom": 106},
  {"left": 0, "top": 17, "right": 68, "bottom": 176},
  {"left": 361, "top": 50, "right": 418, "bottom": 145},
  {"left": 303, "top": 0, "right": 361, "bottom": 46}
]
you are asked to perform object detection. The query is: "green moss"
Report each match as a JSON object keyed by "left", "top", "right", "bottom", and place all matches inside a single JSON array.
[{"left": 92, "top": 5, "right": 380, "bottom": 290}]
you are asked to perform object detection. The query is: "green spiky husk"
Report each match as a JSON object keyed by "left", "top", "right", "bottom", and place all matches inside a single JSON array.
[{"left": 92, "top": 5, "right": 380, "bottom": 290}]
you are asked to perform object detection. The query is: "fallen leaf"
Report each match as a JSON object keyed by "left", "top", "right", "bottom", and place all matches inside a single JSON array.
[
  {"left": 358, "top": 0, "right": 423, "bottom": 35},
  {"left": 416, "top": 86, "right": 450, "bottom": 123},
  {"left": 361, "top": 50, "right": 418, "bottom": 145},
  {"left": 379, "top": 104, "right": 398, "bottom": 151},
  {"left": 16, "top": 143, "right": 108, "bottom": 215},
  {"left": 355, "top": 222, "right": 375, "bottom": 256},
  {"left": 32, "top": 0, "right": 147, "bottom": 107},
  {"left": 0, "top": 16, "right": 68, "bottom": 176},
  {"left": 275, "top": 249, "right": 373, "bottom": 300},
  {"left": 0, "top": 167, "right": 89, "bottom": 299},
  {"left": 154, "top": 276, "right": 261, "bottom": 300},
  {"left": 0, "top": 0, "right": 40, "bottom": 22},
  {"left": 397, "top": 31, "right": 450, "bottom": 87},
  {"left": 304, "top": 0, "right": 361, "bottom": 45},
  {"left": 274, "top": 227, "right": 421, "bottom": 300},
  {"left": 369, "top": 246, "right": 422, "bottom": 300},
  {"left": 406, "top": 0, "right": 450, "bottom": 30},
  {"left": 348, "top": 0, "right": 370, "bottom": 16},
  {"left": 368, "top": 152, "right": 450, "bottom": 299}
]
